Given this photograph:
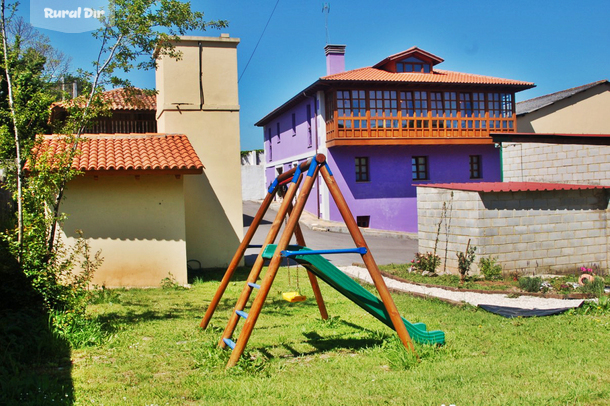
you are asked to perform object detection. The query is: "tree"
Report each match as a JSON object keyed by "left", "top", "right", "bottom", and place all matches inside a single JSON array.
[
  {"left": 0, "top": 0, "right": 226, "bottom": 315},
  {"left": 46, "top": 0, "right": 227, "bottom": 254}
]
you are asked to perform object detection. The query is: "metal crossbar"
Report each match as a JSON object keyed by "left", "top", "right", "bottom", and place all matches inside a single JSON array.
[{"left": 281, "top": 247, "right": 367, "bottom": 257}]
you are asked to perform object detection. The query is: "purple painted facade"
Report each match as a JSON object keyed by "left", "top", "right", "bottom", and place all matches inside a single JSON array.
[
  {"left": 263, "top": 96, "right": 320, "bottom": 216},
  {"left": 326, "top": 145, "right": 501, "bottom": 232}
]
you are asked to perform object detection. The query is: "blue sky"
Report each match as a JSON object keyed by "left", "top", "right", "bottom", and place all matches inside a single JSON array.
[{"left": 24, "top": 0, "right": 610, "bottom": 150}]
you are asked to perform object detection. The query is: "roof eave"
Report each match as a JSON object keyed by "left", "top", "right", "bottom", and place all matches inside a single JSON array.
[
  {"left": 255, "top": 80, "right": 326, "bottom": 127},
  {"left": 491, "top": 132, "right": 610, "bottom": 146}
]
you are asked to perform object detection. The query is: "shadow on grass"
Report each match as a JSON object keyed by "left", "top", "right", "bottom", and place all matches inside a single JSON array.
[
  {"left": 188, "top": 266, "right": 252, "bottom": 284},
  {"left": 253, "top": 319, "right": 388, "bottom": 360},
  {"left": 0, "top": 244, "right": 74, "bottom": 405}
]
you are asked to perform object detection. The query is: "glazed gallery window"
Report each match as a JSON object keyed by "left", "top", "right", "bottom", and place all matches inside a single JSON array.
[
  {"left": 355, "top": 157, "right": 369, "bottom": 182},
  {"left": 412, "top": 156, "right": 428, "bottom": 181},
  {"left": 470, "top": 155, "right": 482, "bottom": 179},
  {"left": 336, "top": 90, "right": 366, "bottom": 129}
]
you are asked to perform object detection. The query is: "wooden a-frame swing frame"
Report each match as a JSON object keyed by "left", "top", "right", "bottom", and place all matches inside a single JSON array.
[{"left": 200, "top": 154, "right": 416, "bottom": 368}]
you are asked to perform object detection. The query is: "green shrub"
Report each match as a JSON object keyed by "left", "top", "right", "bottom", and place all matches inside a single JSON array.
[
  {"left": 479, "top": 257, "right": 502, "bottom": 280},
  {"left": 456, "top": 245, "right": 476, "bottom": 282},
  {"left": 518, "top": 276, "right": 542, "bottom": 292},
  {"left": 50, "top": 311, "right": 107, "bottom": 348}
]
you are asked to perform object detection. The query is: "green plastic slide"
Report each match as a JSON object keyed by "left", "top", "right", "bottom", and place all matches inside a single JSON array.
[{"left": 263, "top": 245, "right": 445, "bottom": 345}]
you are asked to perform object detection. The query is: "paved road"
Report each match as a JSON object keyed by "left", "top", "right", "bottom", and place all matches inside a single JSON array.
[{"left": 242, "top": 201, "right": 418, "bottom": 267}]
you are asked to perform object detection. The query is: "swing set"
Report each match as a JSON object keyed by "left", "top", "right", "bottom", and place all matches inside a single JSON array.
[{"left": 200, "top": 154, "right": 445, "bottom": 368}]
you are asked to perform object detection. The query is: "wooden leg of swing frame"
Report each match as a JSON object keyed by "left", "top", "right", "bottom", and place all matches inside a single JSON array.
[
  {"left": 200, "top": 190, "right": 276, "bottom": 329},
  {"left": 226, "top": 161, "right": 321, "bottom": 368},
  {"left": 218, "top": 174, "right": 304, "bottom": 348},
  {"left": 319, "top": 162, "right": 417, "bottom": 357}
]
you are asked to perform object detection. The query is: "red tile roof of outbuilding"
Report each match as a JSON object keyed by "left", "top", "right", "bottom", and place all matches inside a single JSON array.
[
  {"left": 54, "top": 88, "right": 157, "bottom": 111},
  {"left": 322, "top": 67, "right": 534, "bottom": 87},
  {"left": 101, "top": 88, "right": 157, "bottom": 110},
  {"left": 34, "top": 134, "right": 203, "bottom": 175},
  {"left": 417, "top": 182, "right": 610, "bottom": 192}
]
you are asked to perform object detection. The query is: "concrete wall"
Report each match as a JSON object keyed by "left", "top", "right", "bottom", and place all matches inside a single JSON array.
[
  {"left": 157, "top": 35, "right": 243, "bottom": 268},
  {"left": 417, "top": 186, "right": 610, "bottom": 275},
  {"left": 242, "top": 165, "right": 265, "bottom": 201},
  {"left": 517, "top": 83, "right": 610, "bottom": 134},
  {"left": 241, "top": 150, "right": 265, "bottom": 201},
  {"left": 61, "top": 175, "right": 188, "bottom": 287},
  {"left": 502, "top": 143, "right": 610, "bottom": 185}
]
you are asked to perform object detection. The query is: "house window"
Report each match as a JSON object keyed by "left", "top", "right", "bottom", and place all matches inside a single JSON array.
[
  {"left": 470, "top": 155, "right": 482, "bottom": 179},
  {"left": 369, "top": 90, "right": 398, "bottom": 129},
  {"left": 276, "top": 122, "right": 280, "bottom": 143},
  {"left": 488, "top": 93, "right": 514, "bottom": 129},
  {"left": 473, "top": 93, "right": 486, "bottom": 129},
  {"left": 412, "top": 156, "right": 428, "bottom": 181},
  {"left": 306, "top": 104, "right": 313, "bottom": 147},
  {"left": 429, "top": 91, "right": 443, "bottom": 129},
  {"left": 401, "top": 91, "right": 428, "bottom": 129},
  {"left": 355, "top": 157, "right": 369, "bottom": 182},
  {"left": 396, "top": 57, "right": 431, "bottom": 73},
  {"left": 267, "top": 128, "right": 272, "bottom": 160},
  {"left": 460, "top": 93, "right": 473, "bottom": 117},
  {"left": 357, "top": 216, "right": 370, "bottom": 228},
  {"left": 337, "top": 90, "right": 366, "bottom": 129},
  {"left": 291, "top": 113, "right": 296, "bottom": 136}
]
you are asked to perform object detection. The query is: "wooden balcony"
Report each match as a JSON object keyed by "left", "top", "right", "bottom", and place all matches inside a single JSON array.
[{"left": 325, "top": 112, "right": 516, "bottom": 146}]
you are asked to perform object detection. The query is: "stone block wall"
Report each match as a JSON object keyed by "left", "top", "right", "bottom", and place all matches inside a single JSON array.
[
  {"left": 502, "top": 142, "right": 610, "bottom": 185},
  {"left": 417, "top": 186, "right": 609, "bottom": 275}
]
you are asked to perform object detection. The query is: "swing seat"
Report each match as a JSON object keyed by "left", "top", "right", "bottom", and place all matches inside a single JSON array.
[{"left": 282, "top": 291, "right": 306, "bottom": 302}]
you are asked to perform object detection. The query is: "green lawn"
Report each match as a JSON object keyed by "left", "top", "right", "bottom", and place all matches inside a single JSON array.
[{"left": 8, "top": 266, "right": 610, "bottom": 405}]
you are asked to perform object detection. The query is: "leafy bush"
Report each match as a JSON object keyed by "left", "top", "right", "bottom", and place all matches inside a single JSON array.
[
  {"left": 456, "top": 245, "right": 476, "bottom": 282},
  {"left": 518, "top": 276, "right": 542, "bottom": 292},
  {"left": 479, "top": 257, "right": 502, "bottom": 280},
  {"left": 411, "top": 252, "right": 441, "bottom": 274},
  {"left": 50, "top": 311, "right": 107, "bottom": 348}
]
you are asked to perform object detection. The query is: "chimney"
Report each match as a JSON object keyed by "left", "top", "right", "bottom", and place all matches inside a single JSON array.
[{"left": 325, "top": 44, "right": 345, "bottom": 76}]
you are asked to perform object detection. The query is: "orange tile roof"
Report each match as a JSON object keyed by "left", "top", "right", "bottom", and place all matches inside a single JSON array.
[
  {"left": 322, "top": 67, "right": 534, "bottom": 87},
  {"left": 54, "top": 88, "right": 157, "bottom": 111},
  {"left": 101, "top": 88, "right": 157, "bottom": 110},
  {"left": 34, "top": 134, "right": 203, "bottom": 175}
]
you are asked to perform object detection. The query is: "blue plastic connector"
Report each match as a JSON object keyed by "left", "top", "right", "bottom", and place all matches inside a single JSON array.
[
  {"left": 223, "top": 338, "right": 236, "bottom": 349},
  {"left": 267, "top": 178, "right": 279, "bottom": 194}
]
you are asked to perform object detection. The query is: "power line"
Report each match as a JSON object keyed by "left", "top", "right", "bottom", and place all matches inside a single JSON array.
[{"left": 238, "top": 0, "right": 281, "bottom": 83}]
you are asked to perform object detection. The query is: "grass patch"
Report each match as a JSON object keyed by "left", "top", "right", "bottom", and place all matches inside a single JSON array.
[{"left": 5, "top": 265, "right": 610, "bottom": 405}]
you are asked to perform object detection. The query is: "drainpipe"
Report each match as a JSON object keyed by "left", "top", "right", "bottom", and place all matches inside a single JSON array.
[
  {"left": 313, "top": 94, "right": 320, "bottom": 218},
  {"left": 198, "top": 41, "right": 204, "bottom": 110}
]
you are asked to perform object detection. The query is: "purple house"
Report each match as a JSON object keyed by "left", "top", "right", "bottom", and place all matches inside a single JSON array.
[{"left": 256, "top": 45, "right": 534, "bottom": 233}]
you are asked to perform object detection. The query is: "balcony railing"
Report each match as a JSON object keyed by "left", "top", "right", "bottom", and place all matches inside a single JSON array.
[
  {"left": 87, "top": 118, "right": 158, "bottom": 134},
  {"left": 326, "top": 112, "right": 515, "bottom": 145}
]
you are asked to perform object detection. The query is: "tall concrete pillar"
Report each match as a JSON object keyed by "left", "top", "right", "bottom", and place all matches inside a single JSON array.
[{"left": 156, "top": 34, "right": 243, "bottom": 268}]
